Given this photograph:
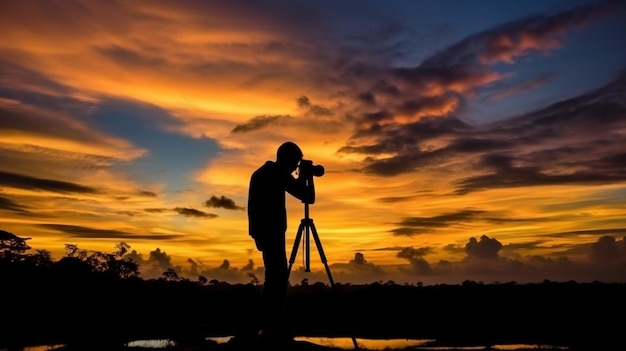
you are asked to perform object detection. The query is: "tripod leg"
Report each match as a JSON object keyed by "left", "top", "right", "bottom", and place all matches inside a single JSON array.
[
  {"left": 309, "top": 222, "right": 335, "bottom": 286},
  {"left": 309, "top": 222, "right": 360, "bottom": 350},
  {"left": 287, "top": 220, "right": 305, "bottom": 278}
]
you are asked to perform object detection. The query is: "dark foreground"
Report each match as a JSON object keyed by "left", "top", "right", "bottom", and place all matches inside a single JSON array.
[
  {"left": 13, "top": 337, "right": 614, "bottom": 351},
  {"left": 2, "top": 279, "right": 625, "bottom": 351}
]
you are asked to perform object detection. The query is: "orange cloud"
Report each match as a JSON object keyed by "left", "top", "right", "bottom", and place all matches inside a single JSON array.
[
  {"left": 476, "top": 2, "right": 620, "bottom": 65},
  {"left": 480, "top": 31, "right": 563, "bottom": 65}
]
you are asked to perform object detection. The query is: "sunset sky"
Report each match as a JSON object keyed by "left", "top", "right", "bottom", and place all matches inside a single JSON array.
[{"left": 1, "top": 0, "right": 625, "bottom": 285}]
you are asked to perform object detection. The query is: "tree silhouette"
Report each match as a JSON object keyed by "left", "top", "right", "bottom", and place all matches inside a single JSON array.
[
  {"left": 26, "top": 249, "right": 54, "bottom": 268},
  {"left": 0, "top": 229, "right": 31, "bottom": 263},
  {"left": 247, "top": 272, "right": 259, "bottom": 285},
  {"left": 56, "top": 242, "right": 140, "bottom": 279},
  {"left": 162, "top": 267, "right": 182, "bottom": 281}
]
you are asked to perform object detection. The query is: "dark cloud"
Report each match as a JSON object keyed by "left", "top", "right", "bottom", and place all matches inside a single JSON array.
[
  {"left": 138, "top": 191, "right": 157, "bottom": 197},
  {"left": 390, "top": 209, "right": 541, "bottom": 237},
  {"left": 297, "top": 96, "right": 332, "bottom": 116},
  {"left": 182, "top": 257, "right": 264, "bottom": 284},
  {"left": 397, "top": 246, "right": 432, "bottom": 259},
  {"left": 360, "top": 152, "right": 437, "bottom": 177},
  {"left": 107, "top": 192, "right": 154, "bottom": 202},
  {"left": 144, "top": 208, "right": 169, "bottom": 213},
  {"left": 0, "top": 196, "right": 31, "bottom": 215},
  {"left": 37, "top": 224, "right": 179, "bottom": 240},
  {"left": 485, "top": 73, "right": 556, "bottom": 100},
  {"left": 454, "top": 160, "right": 624, "bottom": 195},
  {"left": 346, "top": 253, "right": 386, "bottom": 274},
  {"left": 465, "top": 235, "right": 503, "bottom": 260},
  {"left": 396, "top": 247, "right": 433, "bottom": 275},
  {"left": 232, "top": 97, "right": 345, "bottom": 134},
  {"left": 391, "top": 210, "right": 487, "bottom": 236},
  {"left": 359, "top": 110, "right": 394, "bottom": 127},
  {"left": 589, "top": 235, "right": 626, "bottom": 265},
  {"left": 397, "top": 93, "right": 461, "bottom": 118},
  {"left": 339, "top": 116, "right": 473, "bottom": 176},
  {"left": 453, "top": 73, "right": 626, "bottom": 193},
  {"left": 146, "top": 248, "right": 173, "bottom": 268},
  {"left": 205, "top": 195, "right": 244, "bottom": 210},
  {"left": 549, "top": 228, "right": 626, "bottom": 238},
  {"left": 124, "top": 247, "right": 179, "bottom": 280},
  {"left": 346, "top": 70, "right": 626, "bottom": 193},
  {"left": 97, "top": 45, "right": 168, "bottom": 68},
  {"left": 350, "top": 252, "right": 368, "bottom": 265},
  {"left": 500, "top": 240, "right": 549, "bottom": 253},
  {"left": 0, "top": 170, "right": 98, "bottom": 194},
  {"left": 391, "top": 65, "right": 497, "bottom": 96},
  {"left": 218, "top": 259, "right": 230, "bottom": 270},
  {"left": 0, "top": 60, "right": 86, "bottom": 115},
  {"left": 313, "top": 252, "right": 387, "bottom": 284},
  {"left": 442, "top": 243, "right": 465, "bottom": 255},
  {"left": 174, "top": 207, "right": 218, "bottom": 219},
  {"left": 445, "top": 137, "right": 514, "bottom": 154},
  {"left": 344, "top": 234, "right": 626, "bottom": 284},
  {"left": 231, "top": 115, "right": 293, "bottom": 133},
  {"left": 242, "top": 258, "right": 254, "bottom": 271},
  {"left": 375, "top": 195, "right": 419, "bottom": 204}
]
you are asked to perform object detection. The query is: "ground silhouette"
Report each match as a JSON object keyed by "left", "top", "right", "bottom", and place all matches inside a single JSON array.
[{"left": 1, "top": 230, "right": 624, "bottom": 350}]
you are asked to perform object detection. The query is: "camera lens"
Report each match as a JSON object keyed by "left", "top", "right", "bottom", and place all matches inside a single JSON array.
[{"left": 312, "top": 165, "right": 325, "bottom": 177}]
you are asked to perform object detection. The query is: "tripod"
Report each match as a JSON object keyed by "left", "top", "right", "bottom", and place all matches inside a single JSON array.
[{"left": 287, "top": 201, "right": 359, "bottom": 350}]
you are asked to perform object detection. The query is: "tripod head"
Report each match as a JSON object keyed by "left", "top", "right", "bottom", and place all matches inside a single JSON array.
[
  {"left": 299, "top": 175, "right": 316, "bottom": 205},
  {"left": 297, "top": 159, "right": 320, "bottom": 205}
]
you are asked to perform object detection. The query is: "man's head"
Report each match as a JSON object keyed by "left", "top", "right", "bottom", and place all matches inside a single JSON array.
[{"left": 276, "top": 141, "right": 303, "bottom": 172}]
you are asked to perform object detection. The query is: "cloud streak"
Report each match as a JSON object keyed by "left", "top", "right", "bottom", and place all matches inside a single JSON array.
[
  {"left": 174, "top": 207, "right": 218, "bottom": 219},
  {"left": 38, "top": 224, "right": 180, "bottom": 240},
  {"left": 231, "top": 115, "right": 294, "bottom": 133},
  {"left": 0, "top": 171, "right": 98, "bottom": 194}
]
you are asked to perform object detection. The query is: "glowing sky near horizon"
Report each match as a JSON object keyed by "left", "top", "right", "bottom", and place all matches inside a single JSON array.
[{"left": 1, "top": 0, "right": 625, "bottom": 285}]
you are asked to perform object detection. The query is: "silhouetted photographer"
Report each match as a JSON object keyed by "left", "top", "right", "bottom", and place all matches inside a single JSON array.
[{"left": 247, "top": 141, "right": 323, "bottom": 346}]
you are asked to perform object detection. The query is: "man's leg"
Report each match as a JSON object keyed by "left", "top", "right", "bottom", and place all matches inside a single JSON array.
[{"left": 259, "top": 238, "right": 289, "bottom": 340}]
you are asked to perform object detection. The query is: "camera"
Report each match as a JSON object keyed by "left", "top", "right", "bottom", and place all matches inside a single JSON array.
[{"left": 298, "top": 159, "right": 325, "bottom": 178}]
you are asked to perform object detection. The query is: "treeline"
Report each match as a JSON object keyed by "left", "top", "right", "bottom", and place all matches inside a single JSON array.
[{"left": 2, "top": 230, "right": 625, "bottom": 349}]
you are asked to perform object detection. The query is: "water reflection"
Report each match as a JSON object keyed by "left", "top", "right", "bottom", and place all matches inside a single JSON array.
[
  {"left": 295, "top": 337, "right": 433, "bottom": 349},
  {"left": 11, "top": 337, "right": 570, "bottom": 351},
  {"left": 18, "top": 346, "right": 66, "bottom": 351},
  {"left": 293, "top": 338, "right": 569, "bottom": 350},
  {"left": 494, "top": 346, "right": 568, "bottom": 351},
  {"left": 126, "top": 339, "right": 175, "bottom": 348},
  {"left": 211, "top": 337, "right": 568, "bottom": 350}
]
